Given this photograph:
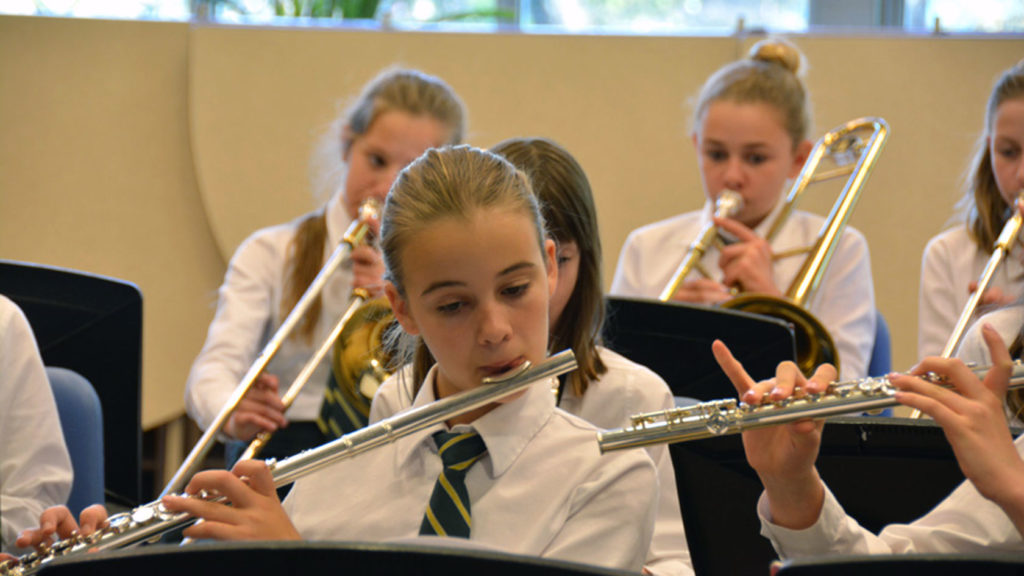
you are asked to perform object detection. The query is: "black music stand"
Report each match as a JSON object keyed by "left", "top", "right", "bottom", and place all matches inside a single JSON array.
[
  {"left": 670, "top": 417, "right": 976, "bottom": 576},
  {"left": 777, "top": 554, "right": 1024, "bottom": 575},
  {"left": 34, "top": 541, "right": 637, "bottom": 576},
  {"left": 603, "top": 296, "right": 796, "bottom": 400},
  {"left": 0, "top": 259, "right": 142, "bottom": 507}
]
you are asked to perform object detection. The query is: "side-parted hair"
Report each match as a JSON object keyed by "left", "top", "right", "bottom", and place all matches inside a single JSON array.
[
  {"left": 285, "top": 68, "right": 467, "bottom": 341},
  {"left": 381, "top": 145, "right": 546, "bottom": 391},
  {"left": 490, "top": 137, "right": 607, "bottom": 397},
  {"left": 693, "top": 37, "right": 812, "bottom": 150},
  {"left": 959, "top": 60, "right": 1024, "bottom": 252}
]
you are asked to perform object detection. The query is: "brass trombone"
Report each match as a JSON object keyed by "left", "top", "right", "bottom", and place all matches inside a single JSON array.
[
  {"left": 659, "top": 190, "right": 744, "bottom": 301},
  {"left": 909, "top": 191, "right": 1024, "bottom": 418},
  {"left": 162, "top": 199, "right": 382, "bottom": 497},
  {"left": 661, "top": 117, "right": 889, "bottom": 376}
]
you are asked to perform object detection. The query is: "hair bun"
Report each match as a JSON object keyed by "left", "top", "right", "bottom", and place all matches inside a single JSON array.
[{"left": 748, "top": 38, "right": 804, "bottom": 76}]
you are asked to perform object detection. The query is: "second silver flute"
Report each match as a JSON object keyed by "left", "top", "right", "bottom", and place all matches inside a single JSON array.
[
  {"left": 598, "top": 360, "right": 1024, "bottom": 453},
  {"left": 1, "top": 350, "right": 577, "bottom": 576}
]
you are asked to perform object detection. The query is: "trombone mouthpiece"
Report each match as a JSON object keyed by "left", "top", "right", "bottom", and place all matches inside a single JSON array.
[
  {"left": 715, "top": 190, "right": 743, "bottom": 218},
  {"left": 358, "top": 198, "right": 383, "bottom": 221}
]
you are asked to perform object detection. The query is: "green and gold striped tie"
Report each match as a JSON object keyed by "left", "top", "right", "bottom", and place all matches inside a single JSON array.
[
  {"left": 317, "top": 370, "right": 367, "bottom": 439},
  {"left": 420, "top": 430, "right": 488, "bottom": 538}
]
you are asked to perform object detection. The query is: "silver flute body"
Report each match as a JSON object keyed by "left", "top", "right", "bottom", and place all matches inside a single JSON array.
[
  {"left": 598, "top": 361, "right": 1024, "bottom": 453},
  {"left": 1, "top": 350, "right": 577, "bottom": 576}
]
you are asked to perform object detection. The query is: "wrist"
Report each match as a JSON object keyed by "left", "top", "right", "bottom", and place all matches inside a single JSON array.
[
  {"left": 986, "top": 458, "right": 1024, "bottom": 517},
  {"left": 761, "top": 469, "right": 825, "bottom": 530}
]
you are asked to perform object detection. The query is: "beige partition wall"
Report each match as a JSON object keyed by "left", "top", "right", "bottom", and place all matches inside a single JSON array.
[
  {"left": 0, "top": 16, "right": 224, "bottom": 429},
  {"left": 2, "top": 14, "right": 1023, "bottom": 430}
]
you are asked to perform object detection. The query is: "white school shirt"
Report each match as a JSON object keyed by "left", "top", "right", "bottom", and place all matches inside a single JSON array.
[
  {"left": 757, "top": 435, "right": 1024, "bottom": 556},
  {"left": 918, "top": 225, "right": 1024, "bottom": 361},
  {"left": 369, "top": 348, "right": 693, "bottom": 576},
  {"left": 0, "top": 296, "right": 73, "bottom": 554},
  {"left": 185, "top": 195, "right": 355, "bottom": 431},
  {"left": 610, "top": 199, "right": 876, "bottom": 381},
  {"left": 284, "top": 365, "right": 658, "bottom": 572}
]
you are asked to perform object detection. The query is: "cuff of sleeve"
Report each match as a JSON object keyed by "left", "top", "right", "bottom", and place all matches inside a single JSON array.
[{"left": 757, "top": 484, "right": 845, "bottom": 558}]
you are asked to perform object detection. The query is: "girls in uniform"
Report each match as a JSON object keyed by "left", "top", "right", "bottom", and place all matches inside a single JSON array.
[
  {"left": 610, "top": 38, "right": 875, "bottom": 380},
  {"left": 18, "top": 146, "right": 658, "bottom": 573}
]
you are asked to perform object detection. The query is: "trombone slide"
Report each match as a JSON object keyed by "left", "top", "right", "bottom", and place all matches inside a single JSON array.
[
  {"left": 163, "top": 201, "right": 380, "bottom": 497},
  {"left": 941, "top": 200, "right": 1024, "bottom": 359}
]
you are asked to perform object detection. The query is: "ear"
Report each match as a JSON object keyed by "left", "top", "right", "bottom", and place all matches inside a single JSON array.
[
  {"left": 385, "top": 282, "right": 419, "bottom": 336},
  {"left": 788, "top": 139, "right": 813, "bottom": 179},
  {"left": 691, "top": 131, "right": 699, "bottom": 149},
  {"left": 341, "top": 125, "right": 355, "bottom": 163},
  {"left": 544, "top": 238, "right": 558, "bottom": 299}
]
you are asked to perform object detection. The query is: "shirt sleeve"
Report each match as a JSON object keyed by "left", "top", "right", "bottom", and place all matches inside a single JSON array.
[
  {"left": 759, "top": 438, "right": 1024, "bottom": 557},
  {"left": 185, "top": 231, "right": 283, "bottom": 431},
  {"left": 0, "top": 300, "right": 73, "bottom": 554},
  {"left": 813, "top": 228, "right": 875, "bottom": 380},
  {"left": 918, "top": 233, "right": 961, "bottom": 361},
  {"left": 610, "top": 230, "right": 646, "bottom": 297},
  {"left": 645, "top": 425, "right": 694, "bottom": 576}
]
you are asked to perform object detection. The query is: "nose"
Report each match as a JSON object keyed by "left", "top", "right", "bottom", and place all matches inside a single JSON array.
[
  {"left": 477, "top": 299, "right": 512, "bottom": 347},
  {"left": 368, "top": 165, "right": 403, "bottom": 202},
  {"left": 722, "top": 157, "right": 744, "bottom": 191},
  {"left": 370, "top": 177, "right": 392, "bottom": 202}
]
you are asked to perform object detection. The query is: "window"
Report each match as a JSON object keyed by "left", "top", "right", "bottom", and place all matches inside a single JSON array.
[{"left": 4, "top": 0, "right": 1023, "bottom": 34}]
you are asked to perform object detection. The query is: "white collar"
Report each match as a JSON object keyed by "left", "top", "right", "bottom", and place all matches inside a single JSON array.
[{"left": 393, "top": 364, "right": 556, "bottom": 477}]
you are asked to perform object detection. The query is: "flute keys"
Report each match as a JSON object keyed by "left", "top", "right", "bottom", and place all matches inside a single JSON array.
[
  {"left": 107, "top": 511, "right": 132, "bottom": 534},
  {"left": 131, "top": 506, "right": 155, "bottom": 525}
]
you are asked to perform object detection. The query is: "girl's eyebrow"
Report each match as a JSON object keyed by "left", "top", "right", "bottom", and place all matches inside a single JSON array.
[
  {"left": 421, "top": 279, "right": 464, "bottom": 297},
  {"left": 499, "top": 261, "right": 536, "bottom": 277},
  {"left": 702, "top": 138, "right": 772, "bottom": 149},
  {"left": 420, "top": 261, "right": 536, "bottom": 297}
]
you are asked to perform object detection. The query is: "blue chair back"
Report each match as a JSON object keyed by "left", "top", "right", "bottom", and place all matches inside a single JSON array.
[
  {"left": 868, "top": 310, "right": 892, "bottom": 377},
  {"left": 47, "top": 367, "right": 105, "bottom": 514}
]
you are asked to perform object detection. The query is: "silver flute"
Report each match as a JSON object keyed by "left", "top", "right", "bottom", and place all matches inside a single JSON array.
[
  {"left": 598, "top": 360, "right": 1024, "bottom": 453},
  {"left": 1, "top": 350, "right": 577, "bottom": 576}
]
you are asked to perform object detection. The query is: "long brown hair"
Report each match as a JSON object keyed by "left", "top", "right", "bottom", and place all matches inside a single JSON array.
[
  {"left": 490, "top": 138, "right": 607, "bottom": 397},
  {"left": 283, "top": 69, "right": 466, "bottom": 342},
  {"left": 381, "top": 145, "right": 546, "bottom": 392},
  {"left": 959, "top": 60, "right": 1024, "bottom": 252}
]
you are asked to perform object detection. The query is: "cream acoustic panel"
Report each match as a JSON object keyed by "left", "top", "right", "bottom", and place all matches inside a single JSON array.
[
  {"left": 0, "top": 16, "right": 224, "bottom": 429},
  {"left": 4, "top": 15, "right": 1023, "bottom": 430},
  {"left": 188, "top": 26, "right": 735, "bottom": 263}
]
